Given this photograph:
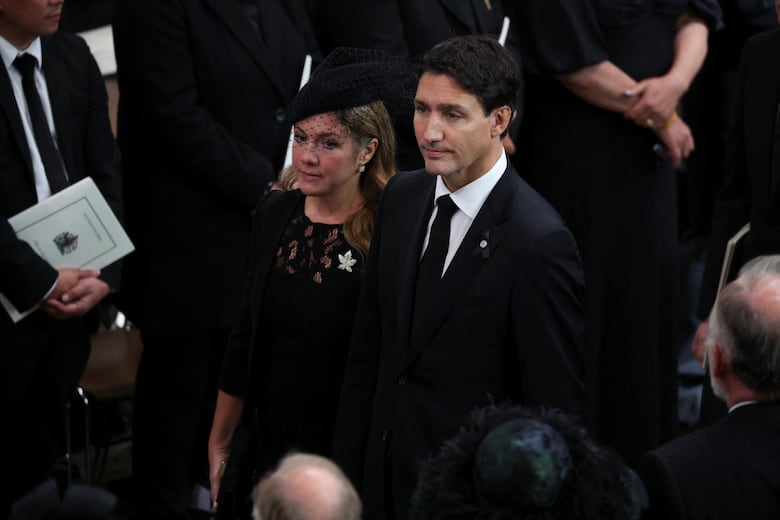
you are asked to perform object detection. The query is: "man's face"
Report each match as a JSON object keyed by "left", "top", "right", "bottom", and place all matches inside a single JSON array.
[
  {"left": 413, "top": 72, "right": 507, "bottom": 191},
  {"left": 0, "top": 0, "right": 63, "bottom": 49}
]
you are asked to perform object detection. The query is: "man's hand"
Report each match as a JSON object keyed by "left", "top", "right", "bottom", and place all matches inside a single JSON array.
[
  {"left": 48, "top": 268, "right": 95, "bottom": 302},
  {"left": 42, "top": 274, "right": 110, "bottom": 319}
]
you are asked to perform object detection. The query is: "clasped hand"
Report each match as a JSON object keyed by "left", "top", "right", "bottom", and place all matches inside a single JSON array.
[
  {"left": 623, "top": 75, "right": 693, "bottom": 168},
  {"left": 42, "top": 268, "right": 110, "bottom": 319}
]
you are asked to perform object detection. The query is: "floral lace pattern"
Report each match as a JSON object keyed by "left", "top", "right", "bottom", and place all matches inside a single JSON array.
[{"left": 274, "top": 211, "right": 362, "bottom": 284}]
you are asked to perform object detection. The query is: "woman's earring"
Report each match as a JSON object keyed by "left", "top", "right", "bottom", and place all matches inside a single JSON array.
[{"left": 358, "top": 164, "right": 365, "bottom": 173}]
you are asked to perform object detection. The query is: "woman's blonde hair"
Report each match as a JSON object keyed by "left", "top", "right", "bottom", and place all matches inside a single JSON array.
[{"left": 340, "top": 100, "right": 396, "bottom": 257}]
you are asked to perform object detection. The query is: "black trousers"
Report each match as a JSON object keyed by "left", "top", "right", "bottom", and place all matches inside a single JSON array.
[
  {"left": 0, "top": 312, "right": 90, "bottom": 516},
  {"left": 132, "top": 329, "right": 228, "bottom": 520}
]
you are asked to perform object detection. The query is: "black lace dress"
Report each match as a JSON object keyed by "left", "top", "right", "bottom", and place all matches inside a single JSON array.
[
  {"left": 249, "top": 206, "right": 363, "bottom": 469},
  {"left": 217, "top": 199, "right": 364, "bottom": 518}
]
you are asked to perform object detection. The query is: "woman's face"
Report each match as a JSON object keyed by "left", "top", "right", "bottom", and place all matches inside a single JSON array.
[{"left": 292, "top": 112, "right": 369, "bottom": 199}]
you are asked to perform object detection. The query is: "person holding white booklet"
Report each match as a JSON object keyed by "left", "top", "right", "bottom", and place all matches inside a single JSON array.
[{"left": 0, "top": 0, "right": 121, "bottom": 513}]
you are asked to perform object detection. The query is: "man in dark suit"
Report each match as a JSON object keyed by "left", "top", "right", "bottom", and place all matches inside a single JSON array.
[
  {"left": 639, "top": 254, "right": 780, "bottom": 520},
  {"left": 0, "top": 0, "right": 121, "bottom": 513},
  {"left": 332, "top": 35, "right": 585, "bottom": 520},
  {"left": 693, "top": 14, "right": 780, "bottom": 424},
  {"left": 111, "top": 1, "right": 318, "bottom": 517}
]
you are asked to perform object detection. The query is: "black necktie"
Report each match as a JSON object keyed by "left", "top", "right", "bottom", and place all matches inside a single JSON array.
[
  {"left": 13, "top": 54, "right": 68, "bottom": 194},
  {"left": 412, "top": 195, "right": 458, "bottom": 334},
  {"left": 416, "top": 194, "right": 459, "bottom": 296}
]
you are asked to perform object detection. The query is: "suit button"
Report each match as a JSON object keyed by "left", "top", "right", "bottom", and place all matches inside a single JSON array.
[
  {"left": 381, "top": 429, "right": 389, "bottom": 442},
  {"left": 275, "top": 108, "right": 286, "bottom": 123},
  {"left": 397, "top": 376, "right": 408, "bottom": 386}
]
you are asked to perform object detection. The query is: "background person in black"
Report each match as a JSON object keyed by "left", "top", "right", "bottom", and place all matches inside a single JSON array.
[
  {"left": 507, "top": 0, "right": 722, "bottom": 465},
  {"left": 0, "top": 0, "right": 121, "bottom": 513},
  {"left": 640, "top": 255, "right": 780, "bottom": 520},
  {"left": 111, "top": 1, "right": 319, "bottom": 517},
  {"left": 207, "top": 48, "right": 414, "bottom": 520},
  {"left": 692, "top": 1, "right": 780, "bottom": 425}
]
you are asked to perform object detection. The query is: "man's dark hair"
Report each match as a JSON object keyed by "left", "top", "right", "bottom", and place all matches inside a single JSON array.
[
  {"left": 410, "top": 405, "right": 647, "bottom": 520},
  {"left": 418, "top": 34, "right": 521, "bottom": 123}
]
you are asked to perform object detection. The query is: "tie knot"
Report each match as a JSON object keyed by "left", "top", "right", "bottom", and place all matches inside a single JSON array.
[
  {"left": 436, "top": 195, "right": 458, "bottom": 220},
  {"left": 13, "top": 53, "right": 38, "bottom": 79}
]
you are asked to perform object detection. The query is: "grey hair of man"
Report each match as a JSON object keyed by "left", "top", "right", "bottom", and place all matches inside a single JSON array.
[
  {"left": 706, "top": 254, "right": 780, "bottom": 400},
  {"left": 251, "top": 453, "right": 361, "bottom": 520}
]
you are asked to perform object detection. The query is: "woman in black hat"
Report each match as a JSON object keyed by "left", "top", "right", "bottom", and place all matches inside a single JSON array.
[{"left": 206, "top": 48, "right": 415, "bottom": 519}]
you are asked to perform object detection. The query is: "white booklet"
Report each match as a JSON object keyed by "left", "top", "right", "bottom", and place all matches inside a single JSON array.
[
  {"left": 0, "top": 177, "right": 134, "bottom": 322},
  {"left": 717, "top": 222, "right": 751, "bottom": 294}
]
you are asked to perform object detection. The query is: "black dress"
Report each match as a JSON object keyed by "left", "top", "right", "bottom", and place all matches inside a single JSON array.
[
  {"left": 511, "top": 0, "right": 721, "bottom": 465},
  {"left": 217, "top": 192, "right": 363, "bottom": 517}
]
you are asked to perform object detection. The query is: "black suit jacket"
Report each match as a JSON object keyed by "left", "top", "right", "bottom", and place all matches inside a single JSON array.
[
  {"left": 333, "top": 166, "right": 585, "bottom": 519},
  {"left": 639, "top": 401, "right": 780, "bottom": 520},
  {"left": 0, "top": 32, "right": 121, "bottom": 314},
  {"left": 113, "top": 0, "right": 319, "bottom": 330},
  {"left": 308, "top": 0, "right": 507, "bottom": 58},
  {"left": 698, "top": 28, "right": 780, "bottom": 318}
]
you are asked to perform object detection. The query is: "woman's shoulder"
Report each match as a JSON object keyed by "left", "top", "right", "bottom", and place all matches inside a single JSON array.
[{"left": 255, "top": 189, "right": 304, "bottom": 216}]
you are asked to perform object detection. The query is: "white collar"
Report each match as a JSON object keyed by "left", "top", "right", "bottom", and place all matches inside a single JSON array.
[
  {"left": 433, "top": 150, "right": 507, "bottom": 218},
  {"left": 0, "top": 35, "right": 43, "bottom": 72},
  {"left": 728, "top": 400, "right": 758, "bottom": 413}
]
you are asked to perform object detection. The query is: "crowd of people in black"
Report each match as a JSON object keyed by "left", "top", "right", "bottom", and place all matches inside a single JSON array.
[{"left": 2, "top": 0, "right": 780, "bottom": 519}]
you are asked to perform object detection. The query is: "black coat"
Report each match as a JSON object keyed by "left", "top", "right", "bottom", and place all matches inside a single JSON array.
[{"left": 639, "top": 401, "right": 780, "bottom": 520}]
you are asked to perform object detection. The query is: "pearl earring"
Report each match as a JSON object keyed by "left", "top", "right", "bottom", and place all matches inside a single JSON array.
[{"left": 358, "top": 164, "right": 365, "bottom": 173}]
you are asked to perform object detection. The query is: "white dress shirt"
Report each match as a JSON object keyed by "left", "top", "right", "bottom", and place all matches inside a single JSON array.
[
  {"left": 421, "top": 150, "right": 507, "bottom": 276},
  {"left": 0, "top": 34, "right": 66, "bottom": 202}
]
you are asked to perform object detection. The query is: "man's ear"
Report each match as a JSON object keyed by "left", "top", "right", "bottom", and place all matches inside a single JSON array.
[
  {"left": 710, "top": 341, "right": 730, "bottom": 378},
  {"left": 491, "top": 106, "right": 512, "bottom": 138}
]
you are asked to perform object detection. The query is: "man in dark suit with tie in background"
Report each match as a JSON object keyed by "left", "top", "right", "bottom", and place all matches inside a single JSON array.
[
  {"left": 111, "top": 1, "right": 319, "bottom": 517},
  {"left": 640, "top": 254, "right": 780, "bottom": 520},
  {"left": 332, "top": 35, "right": 585, "bottom": 520},
  {"left": 0, "top": 0, "right": 121, "bottom": 514}
]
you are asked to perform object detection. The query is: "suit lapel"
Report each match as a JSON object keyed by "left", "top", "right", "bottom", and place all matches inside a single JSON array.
[
  {"left": 203, "top": 0, "right": 287, "bottom": 99},
  {"left": 397, "top": 178, "right": 437, "bottom": 353},
  {"left": 41, "top": 37, "right": 75, "bottom": 179},
  {"left": 0, "top": 60, "right": 34, "bottom": 182},
  {"left": 403, "top": 169, "right": 516, "bottom": 371}
]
